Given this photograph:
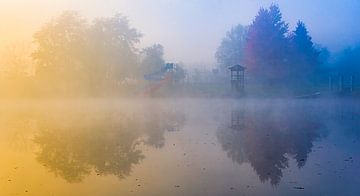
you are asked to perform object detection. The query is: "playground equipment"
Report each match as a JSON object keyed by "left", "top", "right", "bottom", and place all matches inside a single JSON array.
[{"left": 142, "top": 63, "right": 175, "bottom": 96}]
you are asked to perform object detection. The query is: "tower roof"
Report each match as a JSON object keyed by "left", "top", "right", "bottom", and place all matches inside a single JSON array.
[{"left": 228, "top": 64, "right": 246, "bottom": 71}]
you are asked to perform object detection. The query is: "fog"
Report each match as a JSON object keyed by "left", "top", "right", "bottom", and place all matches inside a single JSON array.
[
  {"left": 1, "top": 0, "right": 360, "bottom": 66},
  {"left": 1, "top": 1, "right": 360, "bottom": 195},
  {"left": 0, "top": 2, "right": 359, "bottom": 98}
]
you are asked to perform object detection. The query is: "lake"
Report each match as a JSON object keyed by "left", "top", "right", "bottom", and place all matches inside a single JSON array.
[{"left": 0, "top": 98, "right": 359, "bottom": 196}]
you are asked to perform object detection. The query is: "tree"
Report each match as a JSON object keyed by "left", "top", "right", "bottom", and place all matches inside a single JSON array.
[
  {"left": 1, "top": 42, "right": 35, "bottom": 79},
  {"left": 32, "top": 11, "right": 89, "bottom": 94},
  {"left": 326, "top": 44, "right": 360, "bottom": 91},
  {"left": 88, "top": 14, "right": 142, "bottom": 91},
  {"left": 32, "top": 11, "right": 143, "bottom": 95},
  {"left": 289, "top": 21, "right": 320, "bottom": 80},
  {"left": 173, "top": 63, "right": 186, "bottom": 83},
  {"left": 335, "top": 45, "right": 360, "bottom": 75},
  {"left": 215, "top": 24, "right": 248, "bottom": 72},
  {"left": 245, "top": 5, "right": 290, "bottom": 84},
  {"left": 317, "top": 46, "right": 330, "bottom": 66},
  {"left": 140, "top": 44, "right": 165, "bottom": 75},
  {"left": 0, "top": 42, "right": 36, "bottom": 97}
]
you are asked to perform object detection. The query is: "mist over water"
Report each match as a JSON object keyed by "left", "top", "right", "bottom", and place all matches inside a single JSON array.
[
  {"left": 1, "top": 1, "right": 360, "bottom": 196},
  {"left": 0, "top": 98, "right": 359, "bottom": 195}
]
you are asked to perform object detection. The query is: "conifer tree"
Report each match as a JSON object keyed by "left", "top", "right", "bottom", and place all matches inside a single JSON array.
[
  {"left": 245, "top": 5, "right": 290, "bottom": 84},
  {"left": 290, "top": 21, "right": 320, "bottom": 78}
]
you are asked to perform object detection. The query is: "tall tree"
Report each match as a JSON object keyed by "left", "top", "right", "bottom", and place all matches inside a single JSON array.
[
  {"left": 245, "top": 5, "right": 290, "bottom": 84},
  {"left": 215, "top": 24, "right": 248, "bottom": 72},
  {"left": 32, "top": 12, "right": 142, "bottom": 95},
  {"left": 32, "top": 11, "right": 89, "bottom": 94},
  {"left": 289, "top": 21, "right": 320, "bottom": 80},
  {"left": 88, "top": 14, "right": 142, "bottom": 93}
]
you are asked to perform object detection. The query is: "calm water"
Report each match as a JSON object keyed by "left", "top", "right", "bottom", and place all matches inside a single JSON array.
[{"left": 0, "top": 98, "right": 359, "bottom": 196}]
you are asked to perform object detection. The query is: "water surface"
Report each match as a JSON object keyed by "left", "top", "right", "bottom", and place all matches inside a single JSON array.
[{"left": 0, "top": 98, "right": 359, "bottom": 196}]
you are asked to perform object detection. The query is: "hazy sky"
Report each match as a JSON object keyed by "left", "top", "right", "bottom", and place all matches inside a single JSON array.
[{"left": 1, "top": 0, "right": 360, "bottom": 67}]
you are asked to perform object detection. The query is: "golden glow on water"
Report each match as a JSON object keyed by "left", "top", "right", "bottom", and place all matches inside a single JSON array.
[
  {"left": 0, "top": 99, "right": 360, "bottom": 196},
  {"left": 0, "top": 99, "right": 187, "bottom": 195}
]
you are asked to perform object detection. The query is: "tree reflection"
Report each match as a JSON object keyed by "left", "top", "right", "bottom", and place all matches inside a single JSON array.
[
  {"left": 141, "top": 107, "right": 186, "bottom": 148},
  {"left": 217, "top": 105, "right": 327, "bottom": 185},
  {"left": 33, "top": 107, "right": 185, "bottom": 183}
]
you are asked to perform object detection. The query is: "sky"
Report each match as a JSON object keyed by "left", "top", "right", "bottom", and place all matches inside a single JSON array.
[{"left": 0, "top": 0, "right": 360, "bottom": 67}]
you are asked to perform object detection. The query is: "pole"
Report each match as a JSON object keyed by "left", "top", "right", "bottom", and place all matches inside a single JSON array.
[
  {"left": 329, "top": 76, "right": 332, "bottom": 91},
  {"left": 339, "top": 75, "right": 344, "bottom": 92}
]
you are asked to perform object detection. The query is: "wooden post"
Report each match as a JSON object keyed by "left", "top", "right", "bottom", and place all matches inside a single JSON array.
[
  {"left": 329, "top": 76, "right": 333, "bottom": 91},
  {"left": 339, "top": 75, "right": 344, "bottom": 91},
  {"left": 241, "top": 70, "right": 245, "bottom": 91}
]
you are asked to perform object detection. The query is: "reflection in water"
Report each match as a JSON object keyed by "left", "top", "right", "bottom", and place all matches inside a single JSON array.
[
  {"left": 217, "top": 104, "right": 328, "bottom": 185},
  {"left": 1, "top": 100, "right": 360, "bottom": 195},
  {"left": 32, "top": 105, "right": 185, "bottom": 183},
  {"left": 333, "top": 107, "right": 360, "bottom": 140},
  {"left": 142, "top": 107, "right": 186, "bottom": 148}
]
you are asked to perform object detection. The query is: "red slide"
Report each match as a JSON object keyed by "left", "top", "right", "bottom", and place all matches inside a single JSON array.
[{"left": 142, "top": 73, "right": 173, "bottom": 96}]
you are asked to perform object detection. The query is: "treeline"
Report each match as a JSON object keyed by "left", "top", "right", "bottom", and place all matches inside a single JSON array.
[
  {"left": 216, "top": 5, "right": 329, "bottom": 94},
  {"left": 0, "top": 11, "right": 178, "bottom": 98},
  {"left": 1, "top": 6, "right": 359, "bottom": 98},
  {"left": 333, "top": 45, "right": 360, "bottom": 75}
]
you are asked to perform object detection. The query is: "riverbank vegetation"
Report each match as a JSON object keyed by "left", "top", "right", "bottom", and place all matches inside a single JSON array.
[{"left": 0, "top": 5, "right": 359, "bottom": 98}]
